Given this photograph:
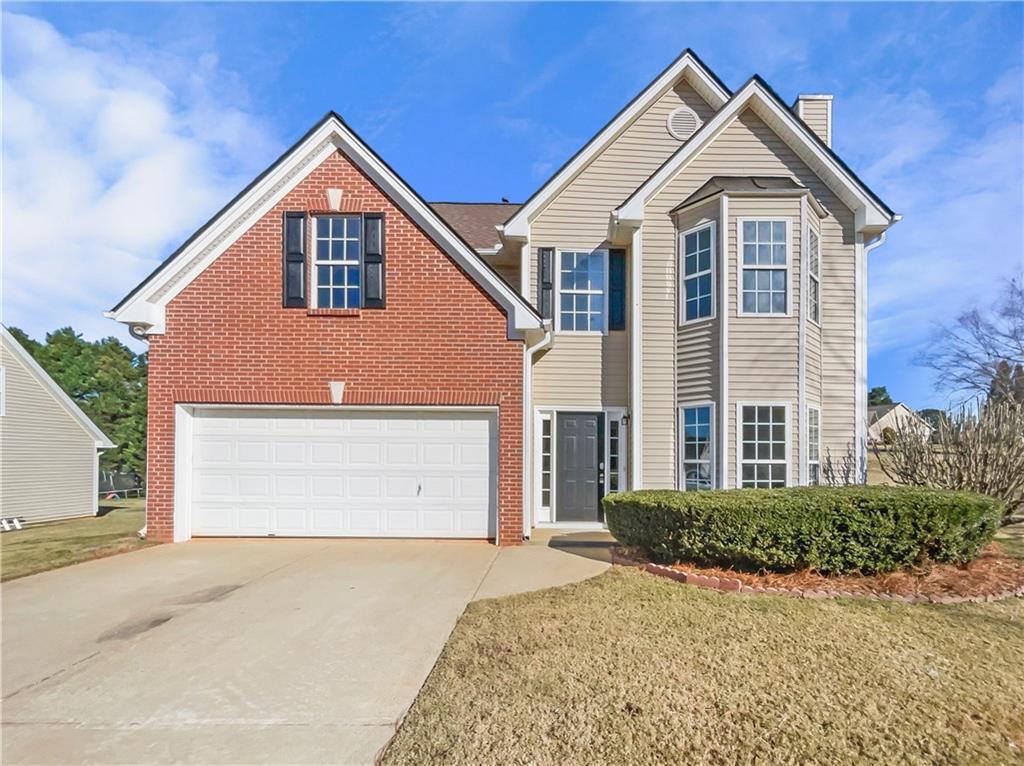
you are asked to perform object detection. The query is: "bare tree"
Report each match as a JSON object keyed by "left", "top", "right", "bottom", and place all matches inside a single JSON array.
[
  {"left": 875, "top": 400, "right": 1024, "bottom": 525},
  {"left": 917, "top": 274, "right": 1024, "bottom": 402}
]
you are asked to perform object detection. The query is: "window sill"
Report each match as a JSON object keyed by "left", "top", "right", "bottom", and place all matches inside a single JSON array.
[{"left": 307, "top": 308, "right": 361, "bottom": 317}]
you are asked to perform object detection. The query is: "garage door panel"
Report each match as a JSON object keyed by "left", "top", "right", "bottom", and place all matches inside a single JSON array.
[{"left": 190, "top": 408, "right": 496, "bottom": 538}]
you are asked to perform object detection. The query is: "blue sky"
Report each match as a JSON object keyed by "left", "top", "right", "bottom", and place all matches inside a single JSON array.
[{"left": 2, "top": 3, "right": 1022, "bottom": 408}]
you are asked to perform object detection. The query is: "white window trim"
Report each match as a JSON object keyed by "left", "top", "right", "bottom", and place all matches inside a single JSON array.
[
  {"left": 554, "top": 248, "right": 609, "bottom": 336},
  {"left": 678, "top": 221, "right": 717, "bottom": 326},
  {"left": 736, "top": 217, "right": 793, "bottom": 318},
  {"left": 808, "top": 226, "right": 822, "bottom": 327},
  {"left": 735, "top": 401, "right": 792, "bottom": 488},
  {"left": 311, "top": 214, "right": 362, "bottom": 310},
  {"left": 807, "top": 404, "right": 822, "bottom": 485},
  {"left": 678, "top": 401, "right": 716, "bottom": 490}
]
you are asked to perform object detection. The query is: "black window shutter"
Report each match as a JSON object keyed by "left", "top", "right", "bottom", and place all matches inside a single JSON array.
[
  {"left": 609, "top": 248, "right": 626, "bottom": 331},
  {"left": 282, "top": 212, "right": 307, "bottom": 308},
  {"left": 538, "top": 247, "right": 554, "bottom": 319},
  {"left": 362, "top": 213, "right": 385, "bottom": 309}
]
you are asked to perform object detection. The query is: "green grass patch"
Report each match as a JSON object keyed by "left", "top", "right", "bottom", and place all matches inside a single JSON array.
[
  {"left": 384, "top": 568, "right": 1024, "bottom": 766},
  {"left": 997, "top": 523, "right": 1024, "bottom": 561},
  {"left": 1, "top": 498, "right": 153, "bottom": 581}
]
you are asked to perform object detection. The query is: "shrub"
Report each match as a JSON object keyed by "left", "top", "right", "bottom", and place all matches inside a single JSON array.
[
  {"left": 603, "top": 486, "right": 1003, "bottom": 574},
  {"left": 876, "top": 399, "right": 1024, "bottom": 524}
]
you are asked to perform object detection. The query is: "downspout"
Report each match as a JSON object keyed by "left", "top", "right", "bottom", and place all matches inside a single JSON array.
[
  {"left": 856, "top": 232, "right": 887, "bottom": 482},
  {"left": 521, "top": 325, "right": 553, "bottom": 542},
  {"left": 798, "top": 196, "right": 808, "bottom": 486},
  {"left": 718, "top": 195, "right": 729, "bottom": 488}
]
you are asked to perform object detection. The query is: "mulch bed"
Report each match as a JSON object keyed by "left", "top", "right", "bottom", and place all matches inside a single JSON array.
[{"left": 615, "top": 543, "right": 1024, "bottom": 603}]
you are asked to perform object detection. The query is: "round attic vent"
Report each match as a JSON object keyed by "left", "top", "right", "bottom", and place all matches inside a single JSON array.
[{"left": 667, "top": 106, "right": 701, "bottom": 141}]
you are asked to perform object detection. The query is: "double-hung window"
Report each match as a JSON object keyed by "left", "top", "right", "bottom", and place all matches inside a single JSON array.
[
  {"left": 807, "top": 406, "right": 821, "bottom": 485},
  {"left": 740, "top": 220, "right": 788, "bottom": 315},
  {"left": 808, "top": 228, "right": 821, "bottom": 324},
  {"left": 680, "top": 224, "right": 714, "bottom": 322},
  {"left": 314, "top": 215, "right": 362, "bottom": 309},
  {"left": 740, "top": 404, "right": 788, "bottom": 488},
  {"left": 558, "top": 250, "right": 606, "bottom": 332},
  {"left": 680, "top": 404, "right": 714, "bottom": 490}
]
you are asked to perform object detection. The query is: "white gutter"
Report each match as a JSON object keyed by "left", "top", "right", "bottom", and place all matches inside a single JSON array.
[{"left": 521, "top": 326, "right": 553, "bottom": 541}]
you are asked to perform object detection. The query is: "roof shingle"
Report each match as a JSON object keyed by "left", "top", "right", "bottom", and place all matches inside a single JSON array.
[{"left": 430, "top": 202, "right": 521, "bottom": 250}]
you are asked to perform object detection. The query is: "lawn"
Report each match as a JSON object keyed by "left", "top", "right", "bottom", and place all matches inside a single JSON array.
[
  {"left": 383, "top": 567, "right": 1024, "bottom": 766},
  {"left": 998, "top": 522, "right": 1024, "bottom": 560},
  {"left": 1, "top": 497, "right": 153, "bottom": 581}
]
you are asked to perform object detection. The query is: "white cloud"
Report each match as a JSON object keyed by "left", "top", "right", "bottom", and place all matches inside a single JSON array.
[
  {"left": 1, "top": 12, "right": 280, "bottom": 347},
  {"left": 838, "top": 74, "right": 1024, "bottom": 357}
]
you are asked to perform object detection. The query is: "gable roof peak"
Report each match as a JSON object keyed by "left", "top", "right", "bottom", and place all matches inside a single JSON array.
[
  {"left": 615, "top": 74, "right": 898, "bottom": 235},
  {"left": 501, "top": 48, "right": 731, "bottom": 239},
  {"left": 108, "top": 111, "right": 542, "bottom": 337}
]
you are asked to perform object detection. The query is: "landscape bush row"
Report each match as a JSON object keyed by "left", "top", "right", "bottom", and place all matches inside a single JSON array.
[{"left": 603, "top": 486, "right": 1003, "bottom": 574}]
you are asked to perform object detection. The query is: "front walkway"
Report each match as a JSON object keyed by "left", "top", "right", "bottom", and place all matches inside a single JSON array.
[{"left": 1, "top": 534, "right": 609, "bottom": 765}]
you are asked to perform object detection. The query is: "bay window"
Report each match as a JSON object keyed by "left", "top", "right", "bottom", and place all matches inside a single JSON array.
[
  {"left": 807, "top": 406, "right": 821, "bottom": 485},
  {"left": 740, "top": 404, "right": 789, "bottom": 488},
  {"left": 808, "top": 227, "right": 821, "bottom": 324},
  {"left": 680, "top": 404, "right": 714, "bottom": 490},
  {"left": 680, "top": 223, "right": 715, "bottom": 323},
  {"left": 740, "top": 220, "right": 788, "bottom": 315}
]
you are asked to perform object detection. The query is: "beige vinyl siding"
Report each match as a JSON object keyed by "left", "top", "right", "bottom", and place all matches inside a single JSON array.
[
  {"left": 643, "top": 108, "right": 857, "bottom": 488},
  {"left": 675, "top": 200, "right": 721, "bottom": 408},
  {"left": 798, "top": 99, "right": 830, "bottom": 145},
  {"left": 0, "top": 343, "right": 98, "bottom": 524},
  {"left": 532, "top": 333, "right": 629, "bottom": 407},
  {"left": 531, "top": 78, "right": 715, "bottom": 409}
]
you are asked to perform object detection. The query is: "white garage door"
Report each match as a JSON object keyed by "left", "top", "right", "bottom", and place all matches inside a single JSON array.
[{"left": 189, "top": 408, "right": 496, "bottom": 538}]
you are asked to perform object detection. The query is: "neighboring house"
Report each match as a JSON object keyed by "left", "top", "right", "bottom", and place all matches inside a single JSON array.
[
  {"left": 108, "top": 49, "right": 898, "bottom": 544},
  {"left": 868, "top": 403, "right": 933, "bottom": 444},
  {"left": 0, "top": 326, "right": 114, "bottom": 524}
]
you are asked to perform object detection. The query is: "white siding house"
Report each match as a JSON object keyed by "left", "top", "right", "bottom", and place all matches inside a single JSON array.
[{"left": 0, "top": 327, "right": 114, "bottom": 524}]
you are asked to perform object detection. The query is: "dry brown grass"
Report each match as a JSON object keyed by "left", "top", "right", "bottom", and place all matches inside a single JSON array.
[{"left": 384, "top": 567, "right": 1024, "bottom": 766}]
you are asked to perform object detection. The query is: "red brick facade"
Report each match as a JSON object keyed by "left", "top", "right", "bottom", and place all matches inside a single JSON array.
[{"left": 146, "top": 149, "right": 524, "bottom": 544}]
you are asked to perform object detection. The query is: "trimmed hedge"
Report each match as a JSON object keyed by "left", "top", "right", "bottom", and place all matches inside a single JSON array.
[{"left": 603, "top": 486, "right": 1003, "bottom": 574}]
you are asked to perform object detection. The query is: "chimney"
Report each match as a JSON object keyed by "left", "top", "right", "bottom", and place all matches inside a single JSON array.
[{"left": 794, "top": 94, "right": 833, "bottom": 147}]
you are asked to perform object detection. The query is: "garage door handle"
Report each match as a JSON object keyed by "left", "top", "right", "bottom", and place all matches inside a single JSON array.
[{"left": 417, "top": 484, "right": 422, "bottom": 496}]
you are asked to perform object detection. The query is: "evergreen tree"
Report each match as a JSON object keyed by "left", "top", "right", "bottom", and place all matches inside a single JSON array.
[
  {"left": 8, "top": 327, "right": 148, "bottom": 477},
  {"left": 868, "top": 386, "right": 893, "bottom": 406}
]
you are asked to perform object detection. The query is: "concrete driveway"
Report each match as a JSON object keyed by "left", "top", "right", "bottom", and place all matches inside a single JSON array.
[{"left": 2, "top": 536, "right": 609, "bottom": 765}]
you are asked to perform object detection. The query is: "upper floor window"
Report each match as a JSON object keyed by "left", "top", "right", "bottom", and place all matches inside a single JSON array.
[
  {"left": 558, "top": 249, "right": 606, "bottom": 333},
  {"left": 740, "top": 403, "right": 788, "bottom": 488},
  {"left": 740, "top": 220, "right": 788, "bottom": 315},
  {"left": 680, "top": 404, "right": 714, "bottom": 490},
  {"left": 680, "top": 223, "right": 714, "bottom": 323},
  {"left": 314, "top": 215, "right": 362, "bottom": 309},
  {"left": 808, "top": 228, "right": 821, "bottom": 324}
]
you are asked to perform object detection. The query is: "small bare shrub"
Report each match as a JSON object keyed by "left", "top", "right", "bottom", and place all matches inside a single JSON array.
[{"left": 876, "top": 400, "right": 1024, "bottom": 524}]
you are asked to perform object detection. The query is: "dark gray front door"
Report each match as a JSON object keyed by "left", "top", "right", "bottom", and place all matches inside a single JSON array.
[{"left": 555, "top": 413, "right": 603, "bottom": 522}]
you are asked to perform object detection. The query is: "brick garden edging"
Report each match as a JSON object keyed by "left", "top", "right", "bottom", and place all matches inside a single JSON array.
[{"left": 611, "top": 551, "right": 1024, "bottom": 605}]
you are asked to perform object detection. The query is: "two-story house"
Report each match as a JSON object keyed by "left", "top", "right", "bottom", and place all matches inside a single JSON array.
[{"left": 108, "top": 49, "right": 898, "bottom": 544}]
